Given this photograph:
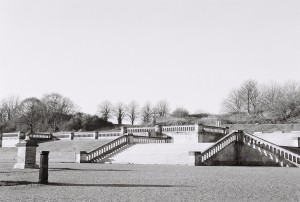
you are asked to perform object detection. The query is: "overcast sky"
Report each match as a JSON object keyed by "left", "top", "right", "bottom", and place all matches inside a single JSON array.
[{"left": 0, "top": 0, "right": 299, "bottom": 115}]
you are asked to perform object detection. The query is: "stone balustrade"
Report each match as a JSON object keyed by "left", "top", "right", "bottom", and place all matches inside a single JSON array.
[
  {"left": 133, "top": 136, "right": 172, "bottom": 144},
  {"left": 199, "top": 131, "right": 238, "bottom": 164},
  {"left": 189, "top": 131, "right": 300, "bottom": 167},
  {"left": 127, "top": 124, "right": 228, "bottom": 135},
  {"left": 83, "top": 135, "right": 129, "bottom": 163},
  {"left": 54, "top": 130, "right": 122, "bottom": 140},
  {"left": 29, "top": 133, "right": 52, "bottom": 140},
  {"left": 77, "top": 134, "right": 172, "bottom": 163},
  {"left": 244, "top": 132, "right": 300, "bottom": 167},
  {"left": 127, "top": 127, "right": 155, "bottom": 134},
  {"left": 162, "top": 125, "right": 196, "bottom": 133},
  {"left": 202, "top": 125, "right": 229, "bottom": 134}
]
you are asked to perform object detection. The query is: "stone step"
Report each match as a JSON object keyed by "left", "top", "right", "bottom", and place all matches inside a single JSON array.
[{"left": 105, "top": 143, "right": 213, "bottom": 165}]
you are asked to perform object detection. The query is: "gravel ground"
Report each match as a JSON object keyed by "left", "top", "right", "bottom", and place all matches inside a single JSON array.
[{"left": 0, "top": 162, "right": 299, "bottom": 202}]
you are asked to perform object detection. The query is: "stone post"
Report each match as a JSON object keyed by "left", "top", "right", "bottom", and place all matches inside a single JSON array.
[
  {"left": 234, "top": 130, "right": 244, "bottom": 166},
  {"left": 195, "top": 123, "right": 204, "bottom": 133},
  {"left": 69, "top": 132, "right": 74, "bottom": 140},
  {"left": 188, "top": 151, "right": 204, "bottom": 166},
  {"left": 14, "top": 134, "right": 39, "bottom": 169},
  {"left": 0, "top": 133, "right": 2, "bottom": 148},
  {"left": 94, "top": 131, "right": 99, "bottom": 139},
  {"left": 76, "top": 151, "right": 88, "bottom": 163},
  {"left": 121, "top": 126, "right": 127, "bottom": 134},
  {"left": 39, "top": 151, "right": 49, "bottom": 184},
  {"left": 127, "top": 134, "right": 134, "bottom": 144},
  {"left": 225, "top": 127, "right": 230, "bottom": 134},
  {"left": 155, "top": 125, "right": 162, "bottom": 136}
]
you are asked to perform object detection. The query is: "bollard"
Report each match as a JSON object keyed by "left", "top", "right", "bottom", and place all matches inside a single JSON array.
[{"left": 39, "top": 151, "right": 49, "bottom": 184}]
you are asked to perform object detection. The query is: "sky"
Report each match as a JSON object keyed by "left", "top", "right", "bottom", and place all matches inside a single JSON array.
[{"left": 0, "top": 0, "right": 299, "bottom": 115}]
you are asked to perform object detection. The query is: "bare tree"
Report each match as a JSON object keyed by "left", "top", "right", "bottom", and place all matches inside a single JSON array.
[
  {"left": 155, "top": 100, "right": 170, "bottom": 117},
  {"left": 126, "top": 101, "right": 139, "bottom": 125},
  {"left": 0, "top": 96, "right": 20, "bottom": 121},
  {"left": 240, "top": 80, "right": 260, "bottom": 114},
  {"left": 140, "top": 102, "right": 153, "bottom": 123},
  {"left": 222, "top": 89, "right": 243, "bottom": 113},
  {"left": 97, "top": 101, "right": 113, "bottom": 121},
  {"left": 260, "top": 82, "right": 283, "bottom": 112},
  {"left": 18, "top": 97, "right": 45, "bottom": 134},
  {"left": 279, "top": 81, "right": 300, "bottom": 121},
  {"left": 42, "top": 93, "right": 76, "bottom": 131},
  {"left": 114, "top": 102, "right": 126, "bottom": 125}
]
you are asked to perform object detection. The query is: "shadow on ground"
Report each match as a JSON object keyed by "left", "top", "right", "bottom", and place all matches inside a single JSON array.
[
  {"left": 49, "top": 168, "right": 133, "bottom": 172},
  {"left": 0, "top": 181, "right": 192, "bottom": 188}
]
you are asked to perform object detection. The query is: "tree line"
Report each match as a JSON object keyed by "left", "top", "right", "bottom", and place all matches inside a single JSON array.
[
  {"left": 0, "top": 93, "right": 192, "bottom": 133},
  {"left": 97, "top": 100, "right": 190, "bottom": 125},
  {"left": 0, "top": 93, "right": 113, "bottom": 133},
  {"left": 222, "top": 80, "right": 300, "bottom": 123}
]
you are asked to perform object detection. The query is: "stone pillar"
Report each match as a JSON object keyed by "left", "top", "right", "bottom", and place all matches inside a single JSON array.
[
  {"left": 121, "top": 126, "right": 127, "bottom": 134},
  {"left": 225, "top": 127, "right": 230, "bottom": 134},
  {"left": 39, "top": 151, "right": 49, "bottom": 184},
  {"left": 76, "top": 151, "right": 88, "bottom": 163},
  {"left": 127, "top": 134, "right": 134, "bottom": 144},
  {"left": 155, "top": 125, "right": 162, "bottom": 135},
  {"left": 195, "top": 123, "right": 204, "bottom": 133},
  {"left": 188, "top": 151, "right": 204, "bottom": 166},
  {"left": 14, "top": 135, "right": 39, "bottom": 169},
  {"left": 69, "top": 132, "right": 74, "bottom": 140},
  {"left": 234, "top": 130, "right": 244, "bottom": 166},
  {"left": 94, "top": 131, "right": 99, "bottom": 139},
  {"left": 0, "top": 133, "right": 2, "bottom": 147}
]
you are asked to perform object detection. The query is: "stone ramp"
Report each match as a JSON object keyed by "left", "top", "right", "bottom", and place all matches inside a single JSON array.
[{"left": 105, "top": 143, "right": 213, "bottom": 165}]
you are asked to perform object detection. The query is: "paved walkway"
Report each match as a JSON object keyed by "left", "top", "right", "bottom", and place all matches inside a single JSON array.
[{"left": 1, "top": 162, "right": 300, "bottom": 202}]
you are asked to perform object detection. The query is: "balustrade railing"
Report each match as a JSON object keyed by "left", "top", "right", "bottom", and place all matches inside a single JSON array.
[
  {"left": 83, "top": 135, "right": 172, "bottom": 163},
  {"left": 202, "top": 125, "right": 227, "bottom": 134},
  {"left": 243, "top": 132, "right": 300, "bottom": 167},
  {"left": 196, "top": 131, "right": 300, "bottom": 167},
  {"left": 162, "top": 125, "right": 195, "bottom": 133},
  {"left": 133, "top": 135, "right": 172, "bottom": 144},
  {"left": 86, "top": 135, "right": 128, "bottom": 162},
  {"left": 200, "top": 131, "right": 238, "bottom": 162},
  {"left": 127, "top": 127, "right": 155, "bottom": 134}
]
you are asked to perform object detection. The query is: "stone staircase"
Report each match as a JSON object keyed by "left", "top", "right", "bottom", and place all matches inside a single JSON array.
[{"left": 103, "top": 143, "right": 214, "bottom": 165}]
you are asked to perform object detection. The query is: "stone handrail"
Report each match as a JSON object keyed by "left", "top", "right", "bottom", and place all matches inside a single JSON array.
[
  {"left": 127, "top": 127, "right": 155, "bottom": 134},
  {"left": 85, "top": 135, "right": 129, "bottom": 162},
  {"left": 162, "top": 125, "right": 195, "bottom": 133},
  {"left": 29, "top": 133, "right": 52, "bottom": 140},
  {"left": 243, "top": 132, "right": 300, "bottom": 167},
  {"left": 200, "top": 131, "right": 238, "bottom": 162},
  {"left": 125, "top": 124, "right": 228, "bottom": 135},
  {"left": 80, "top": 135, "right": 172, "bottom": 163},
  {"left": 133, "top": 135, "right": 172, "bottom": 144},
  {"left": 195, "top": 131, "right": 300, "bottom": 167},
  {"left": 202, "top": 125, "right": 228, "bottom": 134}
]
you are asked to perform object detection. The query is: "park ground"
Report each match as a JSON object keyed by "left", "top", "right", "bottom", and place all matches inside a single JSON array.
[{"left": 0, "top": 161, "right": 300, "bottom": 202}]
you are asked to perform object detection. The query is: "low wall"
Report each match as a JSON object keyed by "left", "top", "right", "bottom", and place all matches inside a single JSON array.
[
  {"left": 53, "top": 130, "right": 123, "bottom": 140},
  {"left": 0, "top": 132, "right": 24, "bottom": 148},
  {"left": 253, "top": 131, "right": 300, "bottom": 147}
]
